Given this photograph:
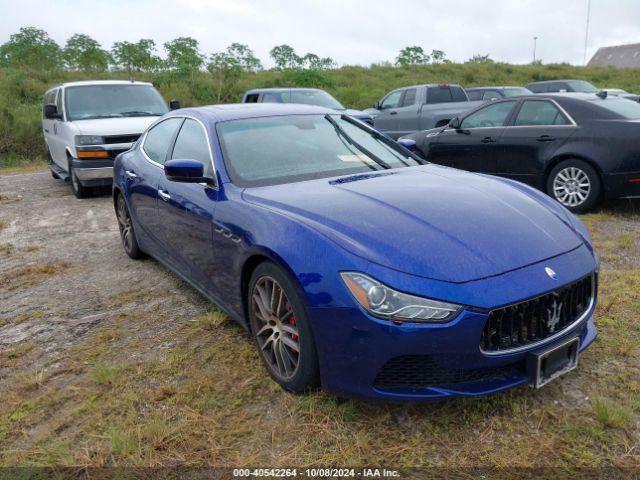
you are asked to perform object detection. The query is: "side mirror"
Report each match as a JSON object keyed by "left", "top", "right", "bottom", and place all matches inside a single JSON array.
[
  {"left": 397, "top": 138, "right": 417, "bottom": 151},
  {"left": 44, "top": 104, "right": 60, "bottom": 119},
  {"left": 448, "top": 117, "right": 461, "bottom": 129},
  {"left": 372, "top": 101, "right": 380, "bottom": 110},
  {"left": 169, "top": 99, "right": 181, "bottom": 110},
  {"left": 164, "top": 159, "right": 214, "bottom": 185}
]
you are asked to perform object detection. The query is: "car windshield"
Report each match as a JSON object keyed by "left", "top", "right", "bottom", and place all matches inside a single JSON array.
[
  {"left": 217, "top": 114, "right": 422, "bottom": 187},
  {"left": 589, "top": 97, "right": 640, "bottom": 119},
  {"left": 65, "top": 85, "right": 168, "bottom": 120},
  {"left": 567, "top": 80, "right": 598, "bottom": 93},
  {"left": 502, "top": 87, "right": 533, "bottom": 97},
  {"left": 284, "top": 90, "right": 344, "bottom": 110}
]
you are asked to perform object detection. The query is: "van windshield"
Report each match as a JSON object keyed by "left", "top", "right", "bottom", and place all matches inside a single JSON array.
[{"left": 65, "top": 84, "right": 168, "bottom": 120}]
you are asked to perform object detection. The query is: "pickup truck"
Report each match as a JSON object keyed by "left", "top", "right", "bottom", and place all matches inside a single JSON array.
[{"left": 364, "top": 84, "right": 483, "bottom": 139}]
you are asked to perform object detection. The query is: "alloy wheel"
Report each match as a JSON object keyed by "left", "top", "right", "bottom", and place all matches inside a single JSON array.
[
  {"left": 116, "top": 196, "right": 134, "bottom": 253},
  {"left": 553, "top": 167, "right": 591, "bottom": 207},
  {"left": 251, "top": 276, "right": 300, "bottom": 380}
]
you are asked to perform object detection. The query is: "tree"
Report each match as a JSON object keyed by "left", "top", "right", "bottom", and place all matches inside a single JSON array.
[
  {"left": 270, "top": 44, "right": 301, "bottom": 70},
  {"left": 430, "top": 49, "right": 447, "bottom": 64},
  {"left": 467, "top": 53, "right": 494, "bottom": 64},
  {"left": 163, "top": 37, "right": 204, "bottom": 75},
  {"left": 63, "top": 33, "right": 110, "bottom": 71},
  {"left": 0, "top": 27, "right": 61, "bottom": 69},
  {"left": 207, "top": 43, "right": 262, "bottom": 102},
  {"left": 111, "top": 39, "right": 159, "bottom": 74},
  {"left": 395, "top": 46, "right": 430, "bottom": 66},
  {"left": 301, "top": 53, "right": 335, "bottom": 70}
]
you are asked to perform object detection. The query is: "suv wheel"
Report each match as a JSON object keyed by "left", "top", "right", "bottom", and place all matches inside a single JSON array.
[{"left": 547, "top": 159, "right": 601, "bottom": 214}]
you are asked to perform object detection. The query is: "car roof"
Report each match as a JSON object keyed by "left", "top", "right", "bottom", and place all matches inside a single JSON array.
[
  {"left": 51, "top": 80, "right": 154, "bottom": 90},
  {"left": 466, "top": 86, "right": 527, "bottom": 90},
  {"left": 526, "top": 79, "right": 584, "bottom": 85},
  {"left": 169, "top": 103, "right": 336, "bottom": 123},
  {"left": 244, "top": 87, "right": 325, "bottom": 93}
]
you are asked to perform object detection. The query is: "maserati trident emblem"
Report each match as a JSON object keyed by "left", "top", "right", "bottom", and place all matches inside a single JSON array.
[
  {"left": 545, "top": 267, "right": 558, "bottom": 280},
  {"left": 546, "top": 297, "right": 563, "bottom": 333}
]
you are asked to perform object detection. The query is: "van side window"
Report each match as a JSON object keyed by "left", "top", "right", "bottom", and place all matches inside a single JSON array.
[
  {"left": 43, "top": 89, "right": 57, "bottom": 116},
  {"left": 55, "top": 90, "right": 64, "bottom": 118}
]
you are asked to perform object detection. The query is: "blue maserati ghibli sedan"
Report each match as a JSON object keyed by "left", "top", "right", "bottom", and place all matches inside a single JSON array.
[{"left": 112, "top": 103, "right": 598, "bottom": 401}]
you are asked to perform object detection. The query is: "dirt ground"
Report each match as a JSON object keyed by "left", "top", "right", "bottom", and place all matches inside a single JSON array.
[{"left": 0, "top": 170, "right": 639, "bottom": 475}]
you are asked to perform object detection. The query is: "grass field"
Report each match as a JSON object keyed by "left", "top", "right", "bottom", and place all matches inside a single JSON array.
[{"left": 0, "top": 168, "right": 638, "bottom": 478}]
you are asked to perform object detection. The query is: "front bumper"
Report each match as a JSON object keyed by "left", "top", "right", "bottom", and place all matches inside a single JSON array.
[
  {"left": 71, "top": 157, "right": 115, "bottom": 185},
  {"left": 310, "top": 305, "right": 596, "bottom": 402}
]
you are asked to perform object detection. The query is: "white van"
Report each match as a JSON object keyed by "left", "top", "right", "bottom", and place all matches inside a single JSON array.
[{"left": 43, "top": 80, "right": 178, "bottom": 198}]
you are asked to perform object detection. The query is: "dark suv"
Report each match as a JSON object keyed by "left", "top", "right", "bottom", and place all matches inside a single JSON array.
[{"left": 525, "top": 79, "right": 599, "bottom": 94}]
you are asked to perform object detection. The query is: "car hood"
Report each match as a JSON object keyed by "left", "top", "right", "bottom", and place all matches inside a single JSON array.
[
  {"left": 243, "top": 165, "right": 583, "bottom": 283},
  {"left": 71, "top": 116, "right": 160, "bottom": 136}
]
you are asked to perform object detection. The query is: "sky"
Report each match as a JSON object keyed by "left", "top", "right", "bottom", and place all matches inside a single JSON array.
[{"left": 1, "top": 0, "right": 639, "bottom": 67}]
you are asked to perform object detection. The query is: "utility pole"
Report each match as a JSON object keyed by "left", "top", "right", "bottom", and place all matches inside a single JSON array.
[
  {"left": 584, "top": 0, "right": 591, "bottom": 65},
  {"left": 533, "top": 36, "right": 538, "bottom": 63}
]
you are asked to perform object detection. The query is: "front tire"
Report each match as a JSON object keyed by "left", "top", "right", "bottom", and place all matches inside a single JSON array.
[
  {"left": 115, "top": 193, "right": 143, "bottom": 259},
  {"left": 69, "top": 161, "right": 90, "bottom": 199},
  {"left": 248, "top": 262, "right": 320, "bottom": 393},
  {"left": 547, "top": 159, "right": 601, "bottom": 214}
]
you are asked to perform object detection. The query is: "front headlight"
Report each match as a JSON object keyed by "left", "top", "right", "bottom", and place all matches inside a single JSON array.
[
  {"left": 75, "top": 135, "right": 104, "bottom": 146},
  {"left": 340, "top": 272, "right": 462, "bottom": 323}
]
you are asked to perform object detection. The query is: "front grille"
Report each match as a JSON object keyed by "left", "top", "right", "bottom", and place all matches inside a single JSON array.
[
  {"left": 374, "top": 355, "right": 524, "bottom": 389},
  {"left": 480, "top": 275, "right": 594, "bottom": 353},
  {"left": 104, "top": 134, "right": 140, "bottom": 144}
]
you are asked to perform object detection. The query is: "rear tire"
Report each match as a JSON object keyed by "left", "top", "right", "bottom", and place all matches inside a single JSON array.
[
  {"left": 115, "top": 193, "right": 143, "bottom": 259},
  {"left": 547, "top": 159, "right": 601, "bottom": 214},
  {"left": 69, "top": 161, "right": 90, "bottom": 199},
  {"left": 248, "top": 262, "right": 320, "bottom": 393}
]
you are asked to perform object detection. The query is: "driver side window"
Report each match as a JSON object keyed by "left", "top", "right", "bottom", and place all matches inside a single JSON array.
[
  {"left": 380, "top": 90, "right": 402, "bottom": 109},
  {"left": 460, "top": 101, "right": 516, "bottom": 129}
]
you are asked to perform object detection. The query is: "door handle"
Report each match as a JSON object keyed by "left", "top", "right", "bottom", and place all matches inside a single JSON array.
[
  {"left": 537, "top": 135, "right": 556, "bottom": 142},
  {"left": 481, "top": 136, "right": 496, "bottom": 143},
  {"left": 389, "top": 110, "right": 398, "bottom": 115},
  {"left": 125, "top": 170, "right": 138, "bottom": 179},
  {"left": 158, "top": 189, "right": 171, "bottom": 202}
]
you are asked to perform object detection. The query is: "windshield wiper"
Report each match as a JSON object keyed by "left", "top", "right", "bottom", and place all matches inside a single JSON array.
[
  {"left": 119, "top": 111, "right": 161, "bottom": 117},
  {"left": 339, "top": 114, "right": 427, "bottom": 165},
  {"left": 324, "top": 114, "right": 392, "bottom": 170}
]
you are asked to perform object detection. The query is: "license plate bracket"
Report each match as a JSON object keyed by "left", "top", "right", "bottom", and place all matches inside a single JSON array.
[{"left": 528, "top": 337, "right": 580, "bottom": 389}]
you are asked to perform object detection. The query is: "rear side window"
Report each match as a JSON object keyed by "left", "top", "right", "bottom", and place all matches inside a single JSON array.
[
  {"left": 400, "top": 88, "right": 417, "bottom": 107},
  {"left": 514, "top": 101, "right": 569, "bottom": 126},
  {"left": 142, "top": 117, "right": 183, "bottom": 165},
  {"left": 244, "top": 94, "right": 259, "bottom": 103},
  {"left": 546, "top": 82, "right": 568, "bottom": 93},
  {"left": 427, "top": 86, "right": 453, "bottom": 104},
  {"left": 526, "top": 83, "right": 546, "bottom": 93},
  {"left": 171, "top": 119, "right": 213, "bottom": 176},
  {"left": 461, "top": 101, "right": 516, "bottom": 129}
]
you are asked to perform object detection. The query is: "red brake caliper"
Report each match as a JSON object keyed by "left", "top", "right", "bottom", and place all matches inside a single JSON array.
[{"left": 288, "top": 305, "right": 298, "bottom": 353}]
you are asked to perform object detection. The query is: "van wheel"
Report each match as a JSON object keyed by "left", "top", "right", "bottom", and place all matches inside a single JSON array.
[
  {"left": 547, "top": 159, "right": 601, "bottom": 214},
  {"left": 69, "top": 162, "right": 90, "bottom": 199}
]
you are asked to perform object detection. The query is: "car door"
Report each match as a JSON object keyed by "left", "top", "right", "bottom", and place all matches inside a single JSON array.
[
  {"left": 42, "top": 89, "right": 58, "bottom": 162},
  {"left": 426, "top": 100, "right": 517, "bottom": 173},
  {"left": 373, "top": 89, "right": 403, "bottom": 137},
  {"left": 497, "top": 99, "right": 577, "bottom": 188},
  {"left": 132, "top": 117, "right": 184, "bottom": 247},
  {"left": 156, "top": 117, "right": 219, "bottom": 291},
  {"left": 394, "top": 88, "right": 419, "bottom": 137},
  {"left": 47, "top": 89, "right": 68, "bottom": 169}
]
